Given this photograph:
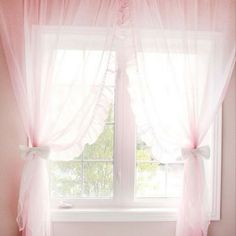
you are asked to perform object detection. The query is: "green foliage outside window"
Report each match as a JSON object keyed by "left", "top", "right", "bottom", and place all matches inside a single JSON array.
[{"left": 50, "top": 105, "right": 114, "bottom": 198}]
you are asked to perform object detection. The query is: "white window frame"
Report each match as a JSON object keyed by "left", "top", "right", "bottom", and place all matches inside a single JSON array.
[
  {"left": 49, "top": 28, "right": 222, "bottom": 222},
  {"left": 50, "top": 65, "right": 222, "bottom": 222}
]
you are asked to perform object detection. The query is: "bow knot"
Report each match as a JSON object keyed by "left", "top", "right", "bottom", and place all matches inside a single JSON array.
[
  {"left": 181, "top": 145, "right": 210, "bottom": 161},
  {"left": 19, "top": 145, "right": 50, "bottom": 160}
]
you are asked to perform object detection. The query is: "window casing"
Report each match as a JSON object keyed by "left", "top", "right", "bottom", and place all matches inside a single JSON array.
[{"left": 49, "top": 29, "right": 222, "bottom": 221}]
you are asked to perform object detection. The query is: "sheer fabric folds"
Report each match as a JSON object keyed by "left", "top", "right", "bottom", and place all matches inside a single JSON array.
[
  {"left": 0, "top": 1, "right": 118, "bottom": 235},
  {"left": 18, "top": 146, "right": 51, "bottom": 236},
  {"left": 127, "top": 1, "right": 235, "bottom": 235},
  {"left": 0, "top": 1, "right": 235, "bottom": 236}
]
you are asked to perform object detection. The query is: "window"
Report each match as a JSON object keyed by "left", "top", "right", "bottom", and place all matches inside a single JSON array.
[
  {"left": 49, "top": 46, "right": 116, "bottom": 201},
  {"left": 49, "top": 34, "right": 222, "bottom": 222},
  {"left": 136, "top": 138, "right": 183, "bottom": 198},
  {"left": 50, "top": 104, "right": 115, "bottom": 199}
]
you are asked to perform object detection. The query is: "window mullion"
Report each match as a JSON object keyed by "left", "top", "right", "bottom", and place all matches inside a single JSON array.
[
  {"left": 121, "top": 69, "right": 136, "bottom": 205},
  {"left": 81, "top": 150, "right": 85, "bottom": 197},
  {"left": 113, "top": 66, "right": 123, "bottom": 204},
  {"left": 114, "top": 49, "right": 135, "bottom": 205}
]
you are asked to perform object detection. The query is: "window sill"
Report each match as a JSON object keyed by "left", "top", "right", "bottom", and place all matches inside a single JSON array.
[
  {"left": 51, "top": 208, "right": 179, "bottom": 222},
  {"left": 51, "top": 207, "right": 220, "bottom": 222}
]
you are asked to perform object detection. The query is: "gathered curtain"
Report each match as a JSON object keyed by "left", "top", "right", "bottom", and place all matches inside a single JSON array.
[
  {"left": 0, "top": 0, "right": 118, "bottom": 235},
  {"left": 126, "top": 1, "right": 235, "bottom": 235},
  {"left": 0, "top": 1, "right": 235, "bottom": 236}
]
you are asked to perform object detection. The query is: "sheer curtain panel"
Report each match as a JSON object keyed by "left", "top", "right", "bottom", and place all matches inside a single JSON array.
[
  {"left": 0, "top": 0, "right": 117, "bottom": 235},
  {"left": 0, "top": 1, "right": 235, "bottom": 236},
  {"left": 127, "top": 1, "right": 235, "bottom": 236}
]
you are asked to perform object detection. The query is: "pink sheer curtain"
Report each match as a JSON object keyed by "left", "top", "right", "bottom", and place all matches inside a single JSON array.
[
  {"left": 0, "top": 1, "right": 235, "bottom": 236},
  {"left": 127, "top": 1, "right": 235, "bottom": 236},
  {"left": 0, "top": 0, "right": 118, "bottom": 235}
]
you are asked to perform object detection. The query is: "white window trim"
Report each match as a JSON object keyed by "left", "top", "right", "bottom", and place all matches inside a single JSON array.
[
  {"left": 49, "top": 29, "right": 222, "bottom": 222},
  {"left": 51, "top": 207, "right": 221, "bottom": 223},
  {"left": 210, "top": 107, "right": 222, "bottom": 221},
  {"left": 51, "top": 208, "right": 178, "bottom": 222}
]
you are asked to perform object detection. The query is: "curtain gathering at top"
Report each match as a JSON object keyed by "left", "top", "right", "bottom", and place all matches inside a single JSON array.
[{"left": 0, "top": 0, "right": 235, "bottom": 236}]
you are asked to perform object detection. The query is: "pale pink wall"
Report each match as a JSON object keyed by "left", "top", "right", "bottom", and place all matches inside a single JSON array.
[
  {"left": 0, "top": 40, "right": 25, "bottom": 236},
  {"left": 0, "top": 27, "right": 235, "bottom": 236},
  {"left": 0, "top": 0, "right": 25, "bottom": 235},
  {"left": 208, "top": 67, "right": 236, "bottom": 236}
]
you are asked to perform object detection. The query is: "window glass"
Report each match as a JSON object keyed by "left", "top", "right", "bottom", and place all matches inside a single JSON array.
[
  {"left": 135, "top": 137, "right": 183, "bottom": 198},
  {"left": 50, "top": 105, "right": 115, "bottom": 199}
]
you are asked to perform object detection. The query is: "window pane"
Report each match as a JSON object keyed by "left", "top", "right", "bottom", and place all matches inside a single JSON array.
[
  {"left": 105, "top": 101, "right": 115, "bottom": 123},
  {"left": 136, "top": 136, "right": 184, "bottom": 198},
  {"left": 50, "top": 103, "right": 115, "bottom": 199},
  {"left": 77, "top": 103, "right": 114, "bottom": 160},
  {"left": 166, "top": 164, "right": 183, "bottom": 197},
  {"left": 83, "top": 162, "right": 113, "bottom": 198},
  {"left": 136, "top": 162, "right": 166, "bottom": 197},
  {"left": 83, "top": 124, "right": 114, "bottom": 160},
  {"left": 136, "top": 138, "right": 152, "bottom": 161},
  {"left": 50, "top": 161, "right": 82, "bottom": 198}
]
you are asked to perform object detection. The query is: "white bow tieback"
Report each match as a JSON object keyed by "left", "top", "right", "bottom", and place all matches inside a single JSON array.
[
  {"left": 181, "top": 145, "right": 210, "bottom": 161},
  {"left": 19, "top": 145, "right": 50, "bottom": 160}
]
